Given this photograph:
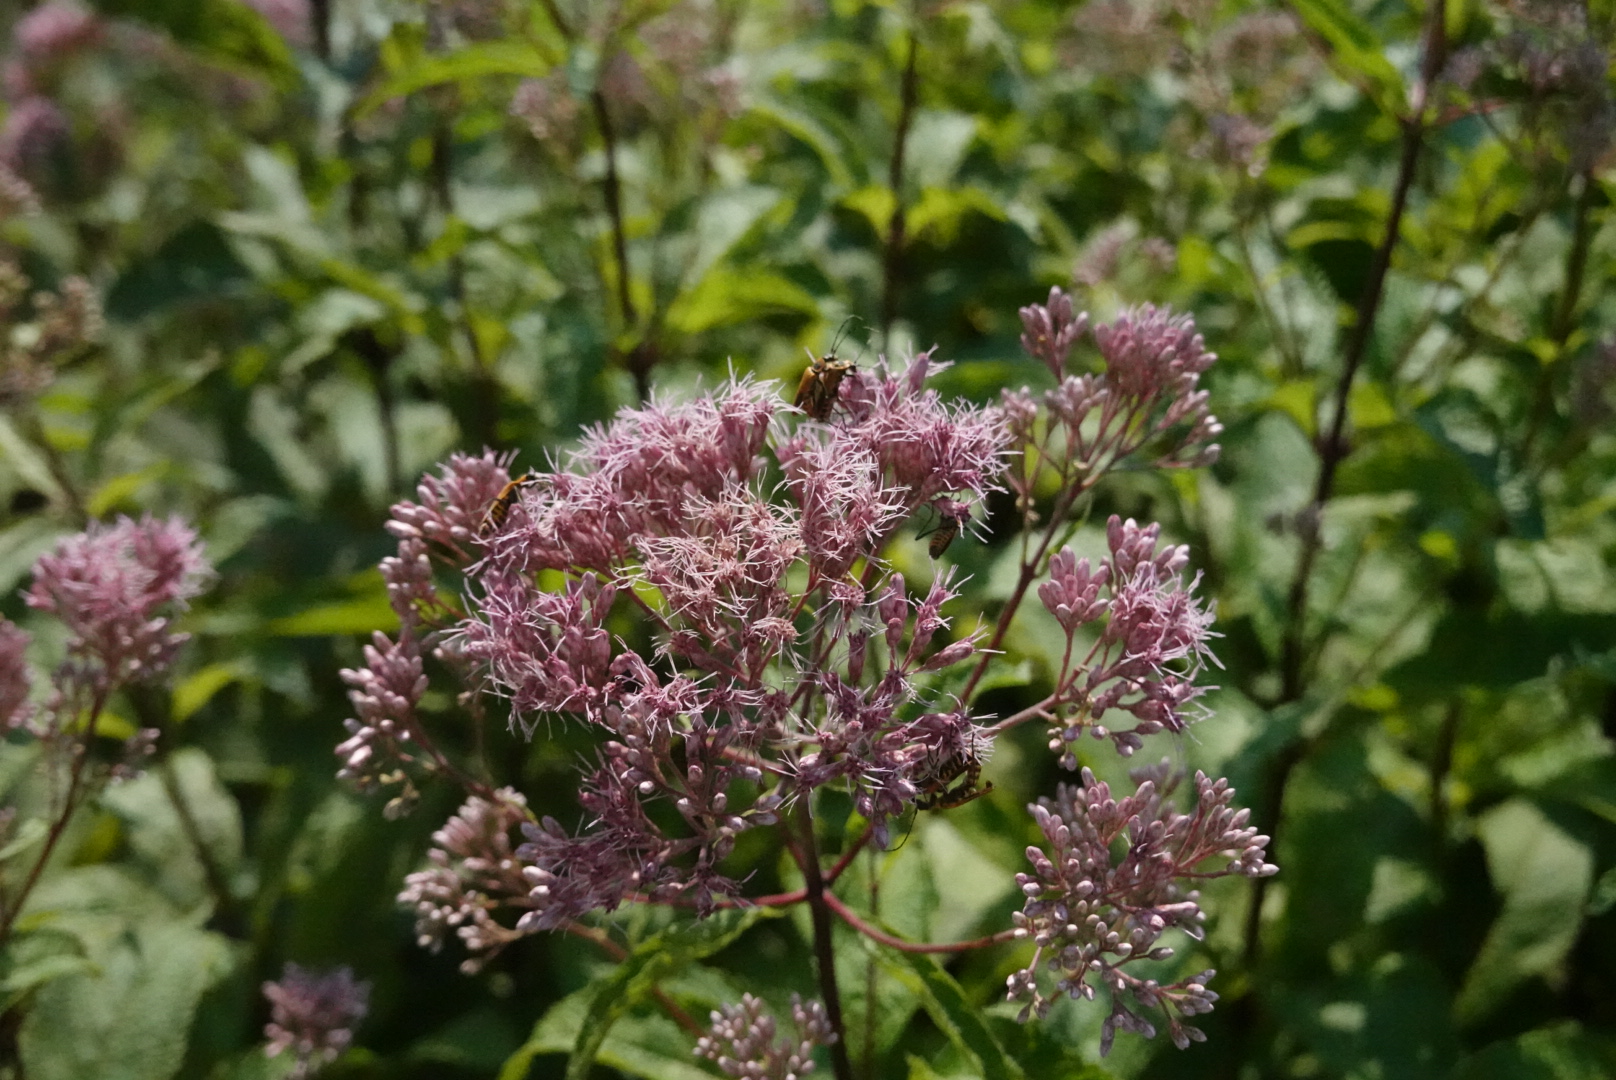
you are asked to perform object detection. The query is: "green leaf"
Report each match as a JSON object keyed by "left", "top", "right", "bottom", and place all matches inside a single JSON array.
[
  {"left": 500, "top": 990, "right": 717, "bottom": 1080},
  {"left": 501, "top": 909, "right": 766, "bottom": 1080},
  {"left": 17, "top": 918, "right": 235, "bottom": 1080},
  {"left": 100, "top": 749, "right": 244, "bottom": 912},
  {"left": 1455, "top": 800, "right": 1594, "bottom": 1025},
  {"left": 0, "top": 928, "right": 93, "bottom": 1015},
  {"left": 265, "top": 582, "right": 398, "bottom": 637},
  {"left": 172, "top": 663, "right": 245, "bottom": 723},
  {"left": 105, "top": 221, "right": 252, "bottom": 322},
  {"left": 1288, "top": 0, "right": 1407, "bottom": 116},
  {"left": 92, "top": 0, "right": 297, "bottom": 88},
  {"left": 1451, "top": 1021, "right": 1616, "bottom": 1080},
  {"left": 666, "top": 268, "right": 820, "bottom": 336},
  {"left": 86, "top": 465, "right": 171, "bottom": 518},
  {"left": 879, "top": 951, "right": 1023, "bottom": 1080},
  {"left": 743, "top": 99, "right": 856, "bottom": 189},
  {"left": 0, "top": 817, "right": 48, "bottom": 863},
  {"left": 356, "top": 41, "right": 558, "bottom": 116}
]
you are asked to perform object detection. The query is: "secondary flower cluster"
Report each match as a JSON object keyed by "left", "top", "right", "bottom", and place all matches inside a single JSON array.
[
  {"left": 3, "top": 515, "right": 210, "bottom": 740},
  {"left": 1038, "top": 516, "right": 1218, "bottom": 765},
  {"left": 1006, "top": 290, "right": 1221, "bottom": 509},
  {"left": 1007, "top": 763, "right": 1277, "bottom": 1053},
  {"left": 0, "top": 515, "right": 212, "bottom": 948},
  {"left": 695, "top": 993, "right": 836, "bottom": 1080},
  {"left": 262, "top": 963, "right": 371, "bottom": 1079},
  {"left": 1, "top": 259, "right": 101, "bottom": 405},
  {"left": 397, "top": 787, "right": 533, "bottom": 970}
]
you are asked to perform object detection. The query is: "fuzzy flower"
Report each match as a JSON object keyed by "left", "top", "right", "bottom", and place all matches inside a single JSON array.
[
  {"left": 335, "top": 631, "right": 428, "bottom": 813},
  {"left": 1039, "top": 517, "right": 1216, "bottom": 762},
  {"left": 1020, "top": 286, "right": 1090, "bottom": 377},
  {"left": 397, "top": 789, "right": 534, "bottom": 971},
  {"left": 833, "top": 349, "right": 1011, "bottom": 508},
  {"left": 782, "top": 440, "right": 906, "bottom": 580},
  {"left": 484, "top": 378, "right": 779, "bottom": 576},
  {"left": 0, "top": 618, "right": 31, "bottom": 733},
  {"left": 695, "top": 993, "right": 835, "bottom": 1080},
  {"left": 1007, "top": 764, "right": 1276, "bottom": 1053},
  {"left": 1094, "top": 305, "right": 1221, "bottom": 464},
  {"left": 459, "top": 573, "right": 617, "bottom": 727},
  {"left": 368, "top": 309, "right": 1253, "bottom": 1059},
  {"left": 24, "top": 516, "right": 210, "bottom": 694},
  {"left": 11, "top": 2, "right": 102, "bottom": 63},
  {"left": 0, "top": 96, "right": 70, "bottom": 183},
  {"left": 386, "top": 449, "right": 515, "bottom": 551},
  {"left": 262, "top": 964, "right": 370, "bottom": 1079}
]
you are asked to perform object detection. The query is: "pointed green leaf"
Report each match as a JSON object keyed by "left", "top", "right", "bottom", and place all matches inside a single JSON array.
[{"left": 879, "top": 951, "right": 1023, "bottom": 1080}]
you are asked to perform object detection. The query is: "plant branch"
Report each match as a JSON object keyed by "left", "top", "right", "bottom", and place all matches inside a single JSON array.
[
  {"left": 0, "top": 691, "right": 106, "bottom": 944},
  {"left": 590, "top": 90, "right": 649, "bottom": 402},
  {"left": 1277, "top": 7, "right": 1443, "bottom": 702},
  {"left": 879, "top": 27, "right": 919, "bottom": 345},
  {"left": 797, "top": 799, "right": 856, "bottom": 1080},
  {"left": 825, "top": 892, "right": 1020, "bottom": 954},
  {"left": 1521, "top": 166, "right": 1598, "bottom": 462}
]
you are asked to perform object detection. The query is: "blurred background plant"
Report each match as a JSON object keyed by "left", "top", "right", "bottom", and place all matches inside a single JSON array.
[{"left": 0, "top": 0, "right": 1613, "bottom": 1078}]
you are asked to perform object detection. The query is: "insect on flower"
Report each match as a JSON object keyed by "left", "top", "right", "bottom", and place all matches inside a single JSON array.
[
  {"left": 793, "top": 319, "right": 860, "bottom": 421},
  {"left": 924, "top": 503, "right": 971, "bottom": 559},
  {"left": 912, "top": 749, "right": 993, "bottom": 811},
  {"left": 793, "top": 353, "right": 855, "bottom": 421},
  {"left": 478, "top": 473, "right": 537, "bottom": 538},
  {"left": 893, "top": 744, "right": 995, "bottom": 850}
]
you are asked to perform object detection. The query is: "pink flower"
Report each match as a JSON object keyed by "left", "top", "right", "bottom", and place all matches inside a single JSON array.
[
  {"left": 386, "top": 448, "right": 515, "bottom": 551},
  {"left": 12, "top": 2, "right": 102, "bottom": 62},
  {"left": 398, "top": 789, "right": 534, "bottom": 970},
  {"left": 1020, "top": 286, "right": 1090, "bottom": 376},
  {"left": 262, "top": 964, "right": 369, "bottom": 1078},
  {"left": 0, "top": 618, "right": 31, "bottom": 733},
  {"left": 25, "top": 516, "right": 210, "bottom": 692},
  {"left": 1007, "top": 764, "right": 1275, "bottom": 1051},
  {"left": 0, "top": 96, "right": 70, "bottom": 181},
  {"left": 696, "top": 993, "right": 836, "bottom": 1079},
  {"left": 1039, "top": 517, "right": 1216, "bottom": 761}
]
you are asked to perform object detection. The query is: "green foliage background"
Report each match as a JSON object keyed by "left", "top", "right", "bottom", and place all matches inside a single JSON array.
[{"left": 2, "top": 0, "right": 1616, "bottom": 1078}]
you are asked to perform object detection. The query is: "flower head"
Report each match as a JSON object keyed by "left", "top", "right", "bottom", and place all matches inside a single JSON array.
[
  {"left": 12, "top": 2, "right": 102, "bottom": 65},
  {"left": 25, "top": 516, "right": 210, "bottom": 693},
  {"left": 695, "top": 993, "right": 835, "bottom": 1080},
  {"left": 397, "top": 789, "right": 534, "bottom": 970},
  {"left": 1007, "top": 764, "right": 1275, "bottom": 1051},
  {"left": 262, "top": 964, "right": 370, "bottom": 1079},
  {"left": 0, "top": 618, "right": 31, "bottom": 733}
]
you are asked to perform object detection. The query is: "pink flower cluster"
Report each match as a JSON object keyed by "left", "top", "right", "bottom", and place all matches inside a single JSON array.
[
  {"left": 262, "top": 963, "right": 370, "bottom": 1078},
  {"left": 341, "top": 291, "right": 1271, "bottom": 1059},
  {"left": 1038, "top": 515, "right": 1218, "bottom": 764},
  {"left": 23, "top": 515, "right": 210, "bottom": 701},
  {"left": 1007, "top": 763, "right": 1276, "bottom": 1052},
  {"left": 350, "top": 361, "right": 1009, "bottom": 944},
  {"left": 397, "top": 788, "right": 533, "bottom": 970},
  {"left": 696, "top": 993, "right": 836, "bottom": 1080},
  {"left": 1004, "top": 290, "right": 1221, "bottom": 499}
]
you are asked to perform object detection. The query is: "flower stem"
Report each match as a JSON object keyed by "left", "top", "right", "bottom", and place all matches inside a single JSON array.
[
  {"left": 0, "top": 691, "right": 106, "bottom": 944},
  {"left": 825, "top": 892, "right": 1020, "bottom": 954},
  {"left": 797, "top": 799, "right": 856, "bottom": 1080}
]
